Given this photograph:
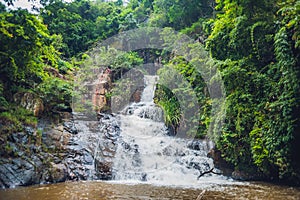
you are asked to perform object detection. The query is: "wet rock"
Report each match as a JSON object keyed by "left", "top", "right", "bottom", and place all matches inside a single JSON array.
[
  {"left": 133, "top": 144, "right": 139, "bottom": 153},
  {"left": 25, "top": 126, "right": 35, "bottom": 135},
  {"left": 10, "top": 132, "right": 29, "bottom": 144},
  {"left": 0, "top": 111, "right": 121, "bottom": 188},
  {"left": 104, "top": 131, "right": 119, "bottom": 141},
  {"left": 231, "top": 170, "right": 265, "bottom": 181},
  {"left": 141, "top": 173, "right": 147, "bottom": 181},
  {"left": 64, "top": 157, "right": 92, "bottom": 181},
  {"left": 83, "top": 152, "right": 93, "bottom": 165},
  {"left": 130, "top": 87, "right": 143, "bottom": 103},
  {"left": 29, "top": 144, "right": 40, "bottom": 153},
  {"left": 0, "top": 157, "right": 44, "bottom": 188},
  {"left": 122, "top": 142, "right": 131, "bottom": 151},
  {"left": 94, "top": 160, "right": 112, "bottom": 180},
  {"left": 63, "top": 121, "right": 78, "bottom": 134},
  {"left": 162, "top": 146, "right": 172, "bottom": 156},
  {"left": 43, "top": 125, "right": 71, "bottom": 149},
  {"left": 207, "top": 148, "right": 233, "bottom": 176},
  {"left": 187, "top": 140, "right": 203, "bottom": 151},
  {"left": 90, "top": 114, "right": 121, "bottom": 180},
  {"left": 8, "top": 142, "right": 18, "bottom": 153},
  {"left": 49, "top": 163, "right": 67, "bottom": 183}
]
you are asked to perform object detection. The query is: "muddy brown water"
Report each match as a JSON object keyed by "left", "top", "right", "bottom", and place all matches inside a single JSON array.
[{"left": 0, "top": 181, "right": 299, "bottom": 200}]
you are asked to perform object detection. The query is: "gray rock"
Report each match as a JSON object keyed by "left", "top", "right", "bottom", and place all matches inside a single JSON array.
[
  {"left": 11, "top": 132, "right": 28, "bottom": 144},
  {"left": 49, "top": 163, "right": 67, "bottom": 182},
  {"left": 0, "top": 112, "right": 122, "bottom": 188},
  {"left": 0, "top": 158, "right": 43, "bottom": 188},
  {"left": 63, "top": 121, "right": 78, "bottom": 134}
]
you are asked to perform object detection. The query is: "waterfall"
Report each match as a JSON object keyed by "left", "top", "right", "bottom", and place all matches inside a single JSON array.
[
  {"left": 110, "top": 75, "right": 223, "bottom": 186},
  {"left": 140, "top": 75, "right": 157, "bottom": 103}
]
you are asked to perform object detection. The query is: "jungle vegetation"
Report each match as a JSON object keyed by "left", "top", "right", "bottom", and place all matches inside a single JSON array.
[{"left": 0, "top": 0, "right": 299, "bottom": 184}]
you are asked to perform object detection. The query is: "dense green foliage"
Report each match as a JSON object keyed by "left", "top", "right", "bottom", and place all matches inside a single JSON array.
[
  {"left": 154, "top": 83, "right": 181, "bottom": 135},
  {"left": 0, "top": 9, "right": 56, "bottom": 91},
  {"left": 206, "top": 0, "right": 300, "bottom": 183},
  {"left": 150, "top": 0, "right": 300, "bottom": 183},
  {"left": 40, "top": 0, "right": 126, "bottom": 57},
  {"left": 154, "top": 54, "right": 212, "bottom": 138},
  {"left": 0, "top": 4, "right": 73, "bottom": 127},
  {"left": 1, "top": 0, "right": 299, "bottom": 185},
  {"left": 149, "top": 0, "right": 214, "bottom": 30}
]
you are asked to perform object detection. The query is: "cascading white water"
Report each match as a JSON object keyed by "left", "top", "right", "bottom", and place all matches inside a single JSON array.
[
  {"left": 140, "top": 75, "right": 158, "bottom": 103},
  {"left": 111, "top": 75, "right": 226, "bottom": 186}
]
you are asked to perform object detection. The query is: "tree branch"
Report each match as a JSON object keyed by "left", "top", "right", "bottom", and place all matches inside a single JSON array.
[{"left": 197, "top": 168, "right": 222, "bottom": 179}]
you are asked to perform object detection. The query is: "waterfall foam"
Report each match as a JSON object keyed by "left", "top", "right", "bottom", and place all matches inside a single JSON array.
[{"left": 110, "top": 75, "right": 226, "bottom": 186}]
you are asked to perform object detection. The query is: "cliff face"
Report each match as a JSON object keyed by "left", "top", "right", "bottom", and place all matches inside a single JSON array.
[
  {"left": 0, "top": 111, "right": 122, "bottom": 188},
  {"left": 0, "top": 113, "right": 73, "bottom": 188},
  {"left": 91, "top": 72, "right": 112, "bottom": 113},
  {"left": 0, "top": 70, "right": 118, "bottom": 188}
]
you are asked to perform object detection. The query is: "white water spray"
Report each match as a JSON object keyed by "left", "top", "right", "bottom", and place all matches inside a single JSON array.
[{"left": 111, "top": 75, "right": 225, "bottom": 186}]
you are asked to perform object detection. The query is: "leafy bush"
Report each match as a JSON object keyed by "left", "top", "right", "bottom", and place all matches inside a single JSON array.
[
  {"left": 154, "top": 84, "right": 181, "bottom": 135},
  {"left": 37, "top": 77, "right": 73, "bottom": 112}
]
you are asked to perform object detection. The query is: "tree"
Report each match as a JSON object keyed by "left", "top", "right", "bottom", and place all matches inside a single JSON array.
[
  {"left": 0, "top": 8, "right": 73, "bottom": 113},
  {"left": 0, "top": 9, "right": 58, "bottom": 93},
  {"left": 149, "top": 0, "right": 214, "bottom": 30},
  {"left": 41, "top": 0, "right": 127, "bottom": 58}
]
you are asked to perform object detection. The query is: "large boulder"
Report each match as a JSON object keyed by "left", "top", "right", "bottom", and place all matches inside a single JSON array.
[
  {"left": 0, "top": 157, "right": 44, "bottom": 188},
  {"left": 49, "top": 163, "right": 68, "bottom": 183},
  {"left": 130, "top": 87, "right": 143, "bottom": 103}
]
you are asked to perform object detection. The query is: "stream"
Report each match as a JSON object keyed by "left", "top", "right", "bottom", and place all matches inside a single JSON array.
[{"left": 1, "top": 75, "right": 299, "bottom": 199}]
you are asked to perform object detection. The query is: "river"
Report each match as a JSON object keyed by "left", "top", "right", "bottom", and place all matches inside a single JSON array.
[{"left": 0, "top": 180, "right": 299, "bottom": 200}]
